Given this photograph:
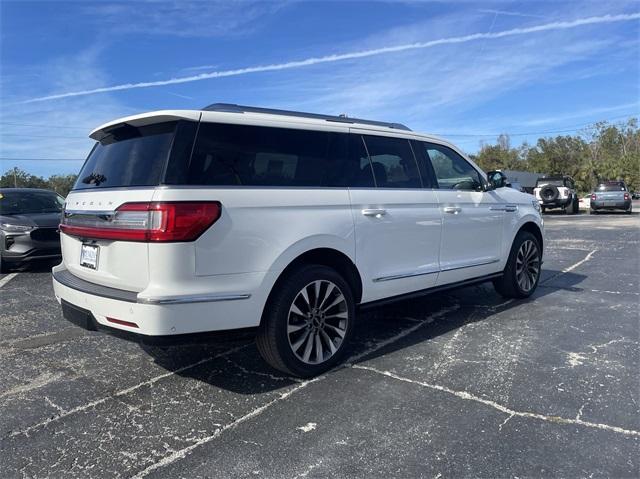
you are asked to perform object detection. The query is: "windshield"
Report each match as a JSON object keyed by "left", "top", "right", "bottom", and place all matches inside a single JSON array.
[
  {"left": 74, "top": 121, "right": 177, "bottom": 190},
  {"left": 597, "top": 183, "right": 626, "bottom": 192},
  {"left": 0, "top": 190, "right": 65, "bottom": 215}
]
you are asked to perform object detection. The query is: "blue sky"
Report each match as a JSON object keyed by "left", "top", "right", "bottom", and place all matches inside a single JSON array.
[{"left": 1, "top": 0, "right": 639, "bottom": 178}]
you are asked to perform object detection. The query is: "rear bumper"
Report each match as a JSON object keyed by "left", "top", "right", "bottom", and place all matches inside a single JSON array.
[
  {"left": 52, "top": 265, "right": 272, "bottom": 336},
  {"left": 538, "top": 198, "right": 572, "bottom": 208},
  {"left": 591, "top": 200, "right": 631, "bottom": 210}
]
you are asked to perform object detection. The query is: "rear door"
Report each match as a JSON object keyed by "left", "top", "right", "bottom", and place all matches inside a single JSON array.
[
  {"left": 349, "top": 131, "right": 441, "bottom": 303},
  {"left": 60, "top": 119, "right": 197, "bottom": 292},
  {"left": 418, "top": 141, "right": 505, "bottom": 285}
]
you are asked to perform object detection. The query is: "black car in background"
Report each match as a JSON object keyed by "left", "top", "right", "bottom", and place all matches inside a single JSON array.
[{"left": 0, "top": 188, "right": 64, "bottom": 272}]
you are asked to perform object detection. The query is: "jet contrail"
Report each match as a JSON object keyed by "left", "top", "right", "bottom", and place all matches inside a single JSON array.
[{"left": 21, "top": 12, "right": 640, "bottom": 104}]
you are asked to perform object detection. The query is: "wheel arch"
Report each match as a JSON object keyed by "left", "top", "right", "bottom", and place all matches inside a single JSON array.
[
  {"left": 516, "top": 221, "right": 544, "bottom": 257},
  {"left": 262, "top": 248, "right": 364, "bottom": 323}
]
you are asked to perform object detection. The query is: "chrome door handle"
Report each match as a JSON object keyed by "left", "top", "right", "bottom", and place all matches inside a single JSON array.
[
  {"left": 362, "top": 208, "right": 387, "bottom": 217},
  {"left": 443, "top": 206, "right": 462, "bottom": 214}
]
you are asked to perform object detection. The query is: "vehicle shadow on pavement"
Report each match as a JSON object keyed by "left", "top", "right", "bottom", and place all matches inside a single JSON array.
[{"left": 137, "top": 268, "right": 587, "bottom": 395}]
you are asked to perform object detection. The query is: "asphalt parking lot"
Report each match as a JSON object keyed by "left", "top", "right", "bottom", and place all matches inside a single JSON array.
[{"left": 1, "top": 209, "right": 639, "bottom": 478}]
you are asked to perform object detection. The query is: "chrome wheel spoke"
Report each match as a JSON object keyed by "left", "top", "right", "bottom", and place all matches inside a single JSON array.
[
  {"left": 291, "top": 329, "right": 311, "bottom": 351},
  {"left": 321, "top": 295, "right": 345, "bottom": 313},
  {"left": 302, "top": 332, "right": 315, "bottom": 362},
  {"left": 290, "top": 303, "right": 306, "bottom": 317},
  {"left": 313, "top": 281, "right": 322, "bottom": 308},
  {"left": 314, "top": 333, "right": 323, "bottom": 363},
  {"left": 324, "top": 323, "right": 346, "bottom": 338},
  {"left": 324, "top": 311, "right": 348, "bottom": 320},
  {"left": 320, "top": 329, "right": 337, "bottom": 354},
  {"left": 318, "top": 283, "right": 335, "bottom": 310},
  {"left": 288, "top": 322, "right": 308, "bottom": 334}
]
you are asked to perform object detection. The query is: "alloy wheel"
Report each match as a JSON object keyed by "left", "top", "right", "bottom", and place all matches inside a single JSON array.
[
  {"left": 515, "top": 239, "right": 540, "bottom": 293},
  {"left": 287, "top": 280, "right": 349, "bottom": 365}
]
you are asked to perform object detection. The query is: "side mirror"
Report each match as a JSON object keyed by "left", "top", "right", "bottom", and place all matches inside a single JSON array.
[{"left": 487, "top": 171, "right": 507, "bottom": 190}]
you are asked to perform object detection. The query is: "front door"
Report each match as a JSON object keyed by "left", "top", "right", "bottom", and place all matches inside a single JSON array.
[{"left": 418, "top": 142, "right": 505, "bottom": 286}]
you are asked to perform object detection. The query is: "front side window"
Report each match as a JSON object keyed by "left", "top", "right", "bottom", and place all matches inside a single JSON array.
[
  {"left": 186, "top": 123, "right": 355, "bottom": 187},
  {"left": 423, "top": 143, "right": 483, "bottom": 191},
  {"left": 362, "top": 135, "right": 421, "bottom": 188}
]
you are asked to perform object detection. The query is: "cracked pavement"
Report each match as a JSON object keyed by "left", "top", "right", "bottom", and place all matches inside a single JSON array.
[{"left": 1, "top": 211, "right": 639, "bottom": 478}]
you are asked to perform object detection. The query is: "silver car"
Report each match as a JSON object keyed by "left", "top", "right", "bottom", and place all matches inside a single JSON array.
[{"left": 590, "top": 181, "right": 632, "bottom": 214}]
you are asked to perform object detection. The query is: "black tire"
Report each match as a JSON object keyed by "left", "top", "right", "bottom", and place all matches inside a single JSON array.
[
  {"left": 493, "top": 231, "right": 542, "bottom": 299},
  {"left": 626, "top": 206, "right": 632, "bottom": 214},
  {"left": 0, "top": 257, "right": 6, "bottom": 274},
  {"left": 540, "top": 185, "right": 559, "bottom": 202},
  {"left": 569, "top": 197, "right": 579, "bottom": 214},
  {"left": 540, "top": 206, "right": 546, "bottom": 214},
  {"left": 590, "top": 209, "right": 597, "bottom": 215},
  {"left": 256, "top": 264, "right": 356, "bottom": 378}
]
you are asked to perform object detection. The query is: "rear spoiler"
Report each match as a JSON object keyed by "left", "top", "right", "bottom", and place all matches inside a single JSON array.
[{"left": 89, "top": 110, "right": 201, "bottom": 141}]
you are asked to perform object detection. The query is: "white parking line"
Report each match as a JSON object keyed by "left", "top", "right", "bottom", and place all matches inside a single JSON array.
[
  {"left": 353, "top": 364, "right": 640, "bottom": 437},
  {"left": 0, "top": 273, "right": 18, "bottom": 289}
]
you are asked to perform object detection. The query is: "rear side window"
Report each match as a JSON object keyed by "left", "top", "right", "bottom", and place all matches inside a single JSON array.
[
  {"left": 186, "top": 123, "right": 355, "bottom": 187},
  {"left": 362, "top": 135, "right": 421, "bottom": 188},
  {"left": 422, "top": 142, "right": 483, "bottom": 191},
  {"left": 74, "top": 122, "right": 178, "bottom": 190}
]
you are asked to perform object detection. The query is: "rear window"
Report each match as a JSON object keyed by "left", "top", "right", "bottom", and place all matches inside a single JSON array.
[
  {"left": 536, "top": 179, "right": 564, "bottom": 187},
  {"left": 74, "top": 122, "right": 178, "bottom": 190},
  {"left": 183, "top": 123, "right": 358, "bottom": 187},
  {"left": 0, "top": 190, "right": 64, "bottom": 215},
  {"left": 597, "top": 183, "right": 626, "bottom": 192}
]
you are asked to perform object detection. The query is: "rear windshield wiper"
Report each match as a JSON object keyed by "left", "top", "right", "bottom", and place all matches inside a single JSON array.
[{"left": 81, "top": 172, "right": 107, "bottom": 186}]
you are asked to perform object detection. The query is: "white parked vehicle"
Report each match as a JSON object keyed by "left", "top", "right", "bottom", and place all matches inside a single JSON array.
[{"left": 53, "top": 104, "right": 544, "bottom": 377}]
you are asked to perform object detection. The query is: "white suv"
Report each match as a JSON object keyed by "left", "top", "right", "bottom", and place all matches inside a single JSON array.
[{"left": 53, "top": 103, "right": 544, "bottom": 377}]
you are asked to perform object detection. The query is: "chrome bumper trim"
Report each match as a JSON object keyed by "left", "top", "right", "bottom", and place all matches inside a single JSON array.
[{"left": 137, "top": 294, "right": 251, "bottom": 305}]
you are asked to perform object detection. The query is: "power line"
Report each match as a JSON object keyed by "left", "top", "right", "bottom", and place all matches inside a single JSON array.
[
  {"left": 436, "top": 115, "right": 637, "bottom": 138},
  {"left": 0, "top": 122, "right": 90, "bottom": 130},
  {"left": 0, "top": 133, "right": 87, "bottom": 139},
  {"left": 0, "top": 158, "right": 84, "bottom": 161}
]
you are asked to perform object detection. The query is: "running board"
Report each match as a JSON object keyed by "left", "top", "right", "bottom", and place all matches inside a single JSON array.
[{"left": 358, "top": 272, "right": 503, "bottom": 310}]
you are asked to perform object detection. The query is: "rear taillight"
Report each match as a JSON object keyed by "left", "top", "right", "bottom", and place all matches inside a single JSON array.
[
  {"left": 60, "top": 201, "right": 221, "bottom": 242},
  {"left": 591, "top": 194, "right": 596, "bottom": 200},
  {"left": 624, "top": 193, "right": 630, "bottom": 201}
]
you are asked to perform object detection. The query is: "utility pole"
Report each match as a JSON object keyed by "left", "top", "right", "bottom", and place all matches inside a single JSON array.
[{"left": 13, "top": 168, "right": 17, "bottom": 188}]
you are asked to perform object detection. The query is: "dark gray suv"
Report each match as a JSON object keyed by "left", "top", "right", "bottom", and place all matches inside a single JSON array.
[{"left": 0, "top": 188, "right": 64, "bottom": 272}]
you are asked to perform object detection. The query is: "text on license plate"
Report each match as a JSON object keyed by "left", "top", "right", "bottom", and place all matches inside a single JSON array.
[{"left": 80, "top": 244, "right": 99, "bottom": 269}]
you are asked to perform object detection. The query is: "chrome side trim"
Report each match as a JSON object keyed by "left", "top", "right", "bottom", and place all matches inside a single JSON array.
[
  {"left": 489, "top": 204, "right": 518, "bottom": 212},
  {"left": 373, "top": 268, "right": 439, "bottom": 283},
  {"left": 137, "top": 294, "right": 251, "bottom": 305},
  {"left": 53, "top": 268, "right": 251, "bottom": 305},
  {"left": 374, "top": 258, "right": 501, "bottom": 282},
  {"left": 440, "top": 258, "right": 500, "bottom": 272}
]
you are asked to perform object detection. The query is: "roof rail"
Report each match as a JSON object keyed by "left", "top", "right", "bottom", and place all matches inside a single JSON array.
[{"left": 202, "top": 103, "right": 412, "bottom": 131}]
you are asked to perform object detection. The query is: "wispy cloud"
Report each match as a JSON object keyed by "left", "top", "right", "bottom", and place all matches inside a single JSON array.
[
  {"left": 478, "top": 9, "right": 547, "bottom": 19},
  {"left": 20, "top": 12, "right": 640, "bottom": 104},
  {"left": 81, "top": 1, "right": 286, "bottom": 38},
  {"left": 519, "top": 102, "right": 640, "bottom": 127}
]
